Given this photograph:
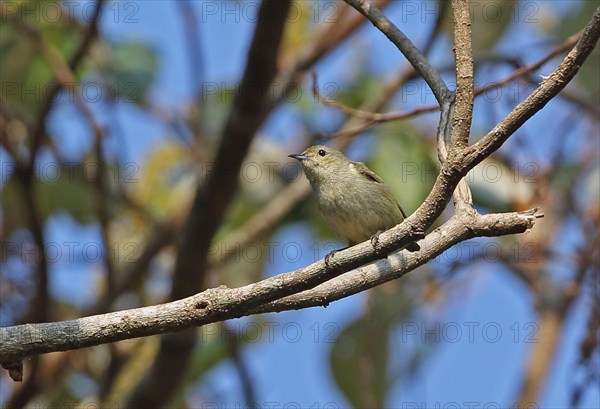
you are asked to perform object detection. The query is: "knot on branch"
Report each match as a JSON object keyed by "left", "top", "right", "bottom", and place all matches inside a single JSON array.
[{"left": 1, "top": 360, "right": 23, "bottom": 382}]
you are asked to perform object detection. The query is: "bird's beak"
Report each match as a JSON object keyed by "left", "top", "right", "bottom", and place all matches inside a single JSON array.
[{"left": 288, "top": 153, "right": 308, "bottom": 161}]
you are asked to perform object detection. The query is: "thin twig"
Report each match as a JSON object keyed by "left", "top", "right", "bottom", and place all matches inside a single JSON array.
[
  {"left": 0, "top": 0, "right": 106, "bottom": 167},
  {"left": 320, "top": 31, "right": 587, "bottom": 139},
  {"left": 466, "top": 7, "right": 600, "bottom": 170},
  {"left": 223, "top": 323, "right": 257, "bottom": 405},
  {"left": 343, "top": 0, "right": 449, "bottom": 104},
  {"left": 475, "top": 30, "right": 582, "bottom": 96}
]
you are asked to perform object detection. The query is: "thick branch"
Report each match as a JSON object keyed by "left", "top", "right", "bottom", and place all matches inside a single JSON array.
[
  {"left": 0, "top": 209, "right": 539, "bottom": 363},
  {"left": 127, "top": 2, "right": 293, "bottom": 406},
  {"left": 171, "top": 1, "right": 291, "bottom": 298},
  {"left": 253, "top": 209, "right": 540, "bottom": 312}
]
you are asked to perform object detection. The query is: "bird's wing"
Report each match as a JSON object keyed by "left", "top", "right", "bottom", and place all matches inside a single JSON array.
[
  {"left": 396, "top": 202, "right": 408, "bottom": 219},
  {"left": 350, "top": 161, "right": 384, "bottom": 183},
  {"left": 351, "top": 161, "right": 409, "bottom": 218}
]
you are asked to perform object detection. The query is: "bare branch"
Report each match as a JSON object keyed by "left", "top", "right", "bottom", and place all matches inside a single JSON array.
[
  {"left": 0, "top": 0, "right": 105, "bottom": 166},
  {"left": 0, "top": 208, "right": 540, "bottom": 364},
  {"left": 410, "top": 7, "right": 600, "bottom": 236},
  {"left": 322, "top": 32, "right": 587, "bottom": 138},
  {"left": 450, "top": 0, "right": 474, "bottom": 150},
  {"left": 253, "top": 209, "right": 541, "bottom": 313}
]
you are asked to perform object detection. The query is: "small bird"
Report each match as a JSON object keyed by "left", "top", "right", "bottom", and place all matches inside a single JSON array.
[{"left": 289, "top": 145, "right": 420, "bottom": 254}]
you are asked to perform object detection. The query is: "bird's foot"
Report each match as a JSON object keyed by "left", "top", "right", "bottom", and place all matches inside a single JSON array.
[
  {"left": 324, "top": 247, "right": 347, "bottom": 269},
  {"left": 324, "top": 250, "right": 337, "bottom": 268},
  {"left": 405, "top": 241, "right": 420, "bottom": 252},
  {"left": 371, "top": 230, "right": 420, "bottom": 253},
  {"left": 370, "top": 230, "right": 384, "bottom": 254}
]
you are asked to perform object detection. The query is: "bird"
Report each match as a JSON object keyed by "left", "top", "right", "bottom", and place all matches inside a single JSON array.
[{"left": 288, "top": 145, "right": 420, "bottom": 255}]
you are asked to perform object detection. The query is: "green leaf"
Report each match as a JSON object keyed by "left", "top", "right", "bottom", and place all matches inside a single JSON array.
[
  {"left": 1, "top": 161, "right": 98, "bottom": 235},
  {"left": 103, "top": 41, "right": 157, "bottom": 103}
]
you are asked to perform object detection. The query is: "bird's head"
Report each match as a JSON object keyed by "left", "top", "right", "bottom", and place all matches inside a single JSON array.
[{"left": 288, "top": 145, "right": 350, "bottom": 185}]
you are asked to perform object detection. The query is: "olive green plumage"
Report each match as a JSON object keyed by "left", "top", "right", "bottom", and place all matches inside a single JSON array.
[{"left": 289, "top": 145, "right": 419, "bottom": 251}]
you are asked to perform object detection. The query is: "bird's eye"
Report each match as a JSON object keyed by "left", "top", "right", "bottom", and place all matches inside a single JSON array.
[{"left": 318, "top": 149, "right": 326, "bottom": 157}]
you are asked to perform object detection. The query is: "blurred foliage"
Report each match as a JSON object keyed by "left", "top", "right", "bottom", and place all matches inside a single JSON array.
[
  {"left": 441, "top": 0, "right": 517, "bottom": 52},
  {"left": 330, "top": 284, "right": 414, "bottom": 408},
  {"left": 0, "top": 1, "right": 84, "bottom": 116},
  {"left": 556, "top": 0, "right": 600, "bottom": 98},
  {"left": 100, "top": 41, "right": 157, "bottom": 103},
  {"left": 2, "top": 159, "right": 105, "bottom": 235},
  {"left": 131, "top": 141, "right": 194, "bottom": 220},
  {"left": 335, "top": 74, "right": 383, "bottom": 110},
  {"left": 371, "top": 123, "right": 438, "bottom": 216}
]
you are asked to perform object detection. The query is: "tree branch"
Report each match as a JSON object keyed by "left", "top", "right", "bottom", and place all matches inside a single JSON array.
[
  {"left": 410, "top": 5, "right": 600, "bottom": 238},
  {"left": 322, "top": 32, "right": 586, "bottom": 139},
  {"left": 252, "top": 209, "right": 540, "bottom": 313},
  {"left": 0, "top": 208, "right": 540, "bottom": 363},
  {"left": 444, "top": 0, "right": 474, "bottom": 208},
  {"left": 450, "top": 0, "right": 474, "bottom": 150}
]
